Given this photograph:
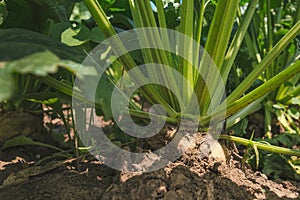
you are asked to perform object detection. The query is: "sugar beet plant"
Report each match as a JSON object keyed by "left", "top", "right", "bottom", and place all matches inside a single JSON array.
[
  {"left": 78, "top": 0, "right": 300, "bottom": 156},
  {"left": 0, "top": 0, "right": 300, "bottom": 175}
]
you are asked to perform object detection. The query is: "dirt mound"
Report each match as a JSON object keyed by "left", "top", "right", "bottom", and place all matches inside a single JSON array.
[
  {"left": 105, "top": 164, "right": 299, "bottom": 200},
  {"left": 0, "top": 123, "right": 299, "bottom": 200},
  {"left": 0, "top": 145, "right": 299, "bottom": 200},
  {"left": 104, "top": 145, "right": 300, "bottom": 200}
]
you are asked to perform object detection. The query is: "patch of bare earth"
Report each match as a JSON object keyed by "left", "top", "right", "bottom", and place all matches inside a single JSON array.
[
  {"left": 0, "top": 142, "right": 299, "bottom": 200},
  {"left": 0, "top": 112, "right": 299, "bottom": 199},
  {"left": 106, "top": 143, "right": 300, "bottom": 200}
]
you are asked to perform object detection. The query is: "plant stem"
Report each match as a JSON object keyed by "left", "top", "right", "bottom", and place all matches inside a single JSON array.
[
  {"left": 278, "top": 85, "right": 300, "bottom": 103},
  {"left": 178, "top": 0, "right": 195, "bottom": 100},
  {"left": 212, "top": 60, "right": 300, "bottom": 122},
  {"left": 85, "top": 0, "right": 178, "bottom": 117},
  {"left": 224, "top": 20, "right": 300, "bottom": 105},
  {"left": 130, "top": 0, "right": 179, "bottom": 110},
  {"left": 219, "top": 135, "right": 300, "bottom": 156},
  {"left": 222, "top": 0, "right": 259, "bottom": 83},
  {"left": 194, "top": 0, "right": 239, "bottom": 115}
]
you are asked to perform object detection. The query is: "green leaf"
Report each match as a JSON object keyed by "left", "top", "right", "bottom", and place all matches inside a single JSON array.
[
  {"left": 1, "top": 135, "right": 64, "bottom": 152},
  {"left": 0, "top": 28, "right": 84, "bottom": 62},
  {"left": 5, "top": 51, "right": 61, "bottom": 76},
  {"left": 0, "top": 67, "right": 14, "bottom": 102},
  {"left": 269, "top": 0, "right": 282, "bottom": 9},
  {"left": 288, "top": 107, "right": 300, "bottom": 120},
  {"left": 49, "top": 22, "right": 92, "bottom": 46},
  {"left": 0, "top": 0, "right": 8, "bottom": 25},
  {"left": 61, "top": 24, "right": 91, "bottom": 46},
  {"left": 90, "top": 27, "right": 106, "bottom": 43},
  {"left": 1, "top": 0, "right": 73, "bottom": 32},
  {"left": 109, "top": 14, "right": 134, "bottom": 30},
  {"left": 100, "top": 0, "right": 132, "bottom": 18},
  {"left": 24, "top": 92, "right": 59, "bottom": 104},
  {"left": 291, "top": 97, "right": 300, "bottom": 105},
  {"left": 95, "top": 73, "right": 114, "bottom": 120},
  {"left": 264, "top": 134, "right": 300, "bottom": 148},
  {"left": 1, "top": 0, "right": 36, "bottom": 30},
  {"left": 273, "top": 103, "right": 285, "bottom": 110},
  {"left": 262, "top": 154, "right": 300, "bottom": 181},
  {"left": 0, "top": 29, "right": 85, "bottom": 102},
  {"left": 44, "top": 0, "right": 81, "bottom": 22},
  {"left": 70, "top": 1, "right": 92, "bottom": 22},
  {"left": 48, "top": 21, "right": 72, "bottom": 41}
]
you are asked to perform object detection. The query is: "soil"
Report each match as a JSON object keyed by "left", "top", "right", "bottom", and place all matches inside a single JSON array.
[
  {"left": 0, "top": 142, "right": 299, "bottom": 199},
  {"left": 0, "top": 111, "right": 299, "bottom": 199}
]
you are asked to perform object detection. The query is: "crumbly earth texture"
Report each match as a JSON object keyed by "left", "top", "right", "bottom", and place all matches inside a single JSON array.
[
  {"left": 0, "top": 111, "right": 299, "bottom": 200},
  {"left": 0, "top": 138, "right": 299, "bottom": 200}
]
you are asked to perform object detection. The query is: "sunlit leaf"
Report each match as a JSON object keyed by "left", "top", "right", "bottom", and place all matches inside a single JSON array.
[
  {"left": 288, "top": 107, "right": 300, "bottom": 119},
  {"left": 24, "top": 92, "right": 59, "bottom": 104},
  {"left": 0, "top": 0, "right": 8, "bottom": 25},
  {"left": 291, "top": 97, "right": 300, "bottom": 105},
  {"left": 5, "top": 51, "right": 60, "bottom": 76}
]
